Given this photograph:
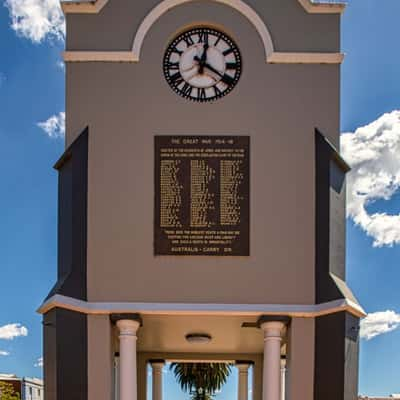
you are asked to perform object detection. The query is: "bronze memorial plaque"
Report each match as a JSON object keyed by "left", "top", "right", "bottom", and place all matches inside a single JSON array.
[{"left": 154, "top": 135, "right": 250, "bottom": 256}]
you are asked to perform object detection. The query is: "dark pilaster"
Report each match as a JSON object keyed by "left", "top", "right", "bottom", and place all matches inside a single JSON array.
[
  {"left": 314, "top": 312, "right": 360, "bottom": 400},
  {"left": 315, "top": 129, "right": 350, "bottom": 304},
  {"left": 47, "top": 127, "right": 89, "bottom": 301},
  {"left": 43, "top": 308, "right": 88, "bottom": 400}
]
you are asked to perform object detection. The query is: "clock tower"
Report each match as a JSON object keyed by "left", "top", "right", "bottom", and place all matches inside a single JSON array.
[{"left": 39, "top": 1, "right": 365, "bottom": 400}]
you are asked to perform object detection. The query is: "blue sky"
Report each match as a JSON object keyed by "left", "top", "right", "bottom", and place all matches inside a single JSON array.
[{"left": 0, "top": 0, "right": 400, "bottom": 397}]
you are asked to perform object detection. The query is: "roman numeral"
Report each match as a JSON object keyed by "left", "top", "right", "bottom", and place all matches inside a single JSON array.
[
  {"left": 213, "top": 85, "right": 223, "bottom": 96},
  {"left": 181, "top": 82, "right": 193, "bottom": 96},
  {"left": 214, "top": 35, "right": 222, "bottom": 46},
  {"left": 166, "top": 61, "right": 179, "bottom": 70},
  {"left": 197, "top": 88, "right": 207, "bottom": 101},
  {"left": 198, "top": 31, "right": 209, "bottom": 44},
  {"left": 225, "top": 62, "right": 238, "bottom": 70},
  {"left": 170, "top": 72, "right": 184, "bottom": 86},
  {"left": 184, "top": 35, "right": 195, "bottom": 47},
  {"left": 223, "top": 48, "right": 234, "bottom": 56},
  {"left": 172, "top": 47, "right": 183, "bottom": 56},
  {"left": 221, "top": 74, "right": 235, "bottom": 86}
]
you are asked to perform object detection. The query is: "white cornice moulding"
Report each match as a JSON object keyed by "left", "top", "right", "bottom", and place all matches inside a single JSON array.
[
  {"left": 268, "top": 52, "right": 345, "bottom": 64},
  {"left": 297, "top": 0, "right": 346, "bottom": 14},
  {"left": 63, "top": 51, "right": 344, "bottom": 64},
  {"left": 63, "top": 51, "right": 138, "bottom": 62},
  {"left": 37, "top": 294, "right": 366, "bottom": 318},
  {"left": 61, "top": 0, "right": 346, "bottom": 14},
  {"left": 61, "top": 0, "right": 108, "bottom": 14}
]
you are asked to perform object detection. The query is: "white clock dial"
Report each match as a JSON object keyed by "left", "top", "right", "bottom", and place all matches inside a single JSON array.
[{"left": 163, "top": 27, "right": 242, "bottom": 102}]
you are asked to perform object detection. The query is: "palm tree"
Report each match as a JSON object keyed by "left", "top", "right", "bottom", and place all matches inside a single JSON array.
[{"left": 170, "top": 362, "right": 232, "bottom": 400}]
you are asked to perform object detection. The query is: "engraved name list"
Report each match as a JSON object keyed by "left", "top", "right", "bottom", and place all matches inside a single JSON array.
[{"left": 154, "top": 136, "right": 249, "bottom": 256}]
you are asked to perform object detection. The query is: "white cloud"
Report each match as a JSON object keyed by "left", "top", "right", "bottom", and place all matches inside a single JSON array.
[
  {"left": 341, "top": 111, "right": 400, "bottom": 247},
  {"left": 34, "top": 357, "right": 43, "bottom": 367},
  {"left": 4, "top": 0, "right": 65, "bottom": 43},
  {"left": 0, "top": 323, "right": 28, "bottom": 340},
  {"left": 37, "top": 112, "right": 65, "bottom": 139},
  {"left": 0, "top": 350, "right": 10, "bottom": 356},
  {"left": 56, "top": 60, "right": 65, "bottom": 70},
  {"left": 360, "top": 310, "right": 400, "bottom": 340}
]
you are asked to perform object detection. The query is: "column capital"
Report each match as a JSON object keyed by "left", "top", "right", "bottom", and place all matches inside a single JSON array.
[
  {"left": 260, "top": 322, "right": 286, "bottom": 339},
  {"left": 236, "top": 361, "right": 253, "bottom": 370},
  {"left": 110, "top": 313, "right": 142, "bottom": 325},
  {"left": 115, "top": 318, "right": 141, "bottom": 335},
  {"left": 150, "top": 359, "right": 166, "bottom": 369},
  {"left": 257, "top": 316, "right": 291, "bottom": 328},
  {"left": 259, "top": 317, "right": 290, "bottom": 342}
]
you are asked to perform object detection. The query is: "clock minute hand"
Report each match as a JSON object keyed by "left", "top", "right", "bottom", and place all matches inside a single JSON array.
[
  {"left": 203, "top": 63, "right": 223, "bottom": 77},
  {"left": 204, "top": 63, "right": 234, "bottom": 85}
]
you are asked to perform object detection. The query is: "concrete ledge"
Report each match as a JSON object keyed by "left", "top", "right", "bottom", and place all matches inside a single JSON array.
[
  {"left": 268, "top": 52, "right": 344, "bottom": 64},
  {"left": 37, "top": 294, "right": 366, "bottom": 318},
  {"left": 63, "top": 51, "right": 344, "bottom": 64},
  {"left": 63, "top": 51, "right": 138, "bottom": 62}
]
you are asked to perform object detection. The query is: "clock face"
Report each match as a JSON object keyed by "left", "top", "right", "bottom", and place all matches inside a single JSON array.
[{"left": 163, "top": 27, "right": 242, "bottom": 102}]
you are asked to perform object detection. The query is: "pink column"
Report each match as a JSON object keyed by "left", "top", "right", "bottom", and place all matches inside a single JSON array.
[
  {"left": 116, "top": 319, "right": 141, "bottom": 400},
  {"left": 261, "top": 321, "right": 286, "bottom": 400},
  {"left": 150, "top": 361, "right": 165, "bottom": 400},
  {"left": 237, "top": 363, "right": 251, "bottom": 400}
]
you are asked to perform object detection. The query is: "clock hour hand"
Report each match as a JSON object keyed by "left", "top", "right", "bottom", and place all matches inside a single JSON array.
[
  {"left": 194, "top": 41, "right": 209, "bottom": 73},
  {"left": 198, "top": 43, "right": 209, "bottom": 74}
]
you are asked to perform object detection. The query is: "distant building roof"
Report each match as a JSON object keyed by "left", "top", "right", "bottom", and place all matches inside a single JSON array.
[
  {"left": 0, "top": 374, "right": 43, "bottom": 386},
  {"left": 24, "top": 378, "right": 44, "bottom": 386},
  {"left": 0, "top": 374, "right": 18, "bottom": 379}
]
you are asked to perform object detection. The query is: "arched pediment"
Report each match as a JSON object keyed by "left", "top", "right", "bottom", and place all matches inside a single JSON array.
[
  {"left": 131, "top": 0, "right": 274, "bottom": 62},
  {"left": 62, "top": 0, "right": 345, "bottom": 64}
]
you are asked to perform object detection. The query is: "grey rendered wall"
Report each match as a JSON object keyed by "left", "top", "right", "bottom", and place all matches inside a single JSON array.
[
  {"left": 88, "top": 315, "right": 114, "bottom": 400},
  {"left": 286, "top": 318, "right": 315, "bottom": 400},
  {"left": 64, "top": 0, "right": 340, "bottom": 304}
]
